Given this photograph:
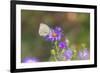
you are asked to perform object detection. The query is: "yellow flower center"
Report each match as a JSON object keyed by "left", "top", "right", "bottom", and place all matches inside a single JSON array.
[{"left": 52, "top": 32, "right": 57, "bottom": 37}]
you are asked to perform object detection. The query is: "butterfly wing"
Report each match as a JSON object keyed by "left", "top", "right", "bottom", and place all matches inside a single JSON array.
[{"left": 39, "top": 23, "right": 50, "bottom": 37}]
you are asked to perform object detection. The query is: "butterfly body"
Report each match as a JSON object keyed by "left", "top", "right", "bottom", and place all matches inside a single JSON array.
[{"left": 39, "top": 23, "right": 51, "bottom": 37}]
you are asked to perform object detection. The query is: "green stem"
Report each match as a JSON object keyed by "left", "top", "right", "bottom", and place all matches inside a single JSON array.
[
  {"left": 54, "top": 54, "right": 57, "bottom": 61},
  {"left": 55, "top": 41, "right": 59, "bottom": 55},
  {"left": 50, "top": 49, "right": 57, "bottom": 61}
]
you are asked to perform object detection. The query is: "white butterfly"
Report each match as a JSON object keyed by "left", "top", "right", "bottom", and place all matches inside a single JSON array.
[{"left": 39, "top": 23, "right": 51, "bottom": 37}]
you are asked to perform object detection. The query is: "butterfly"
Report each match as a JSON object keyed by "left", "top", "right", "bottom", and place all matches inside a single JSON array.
[{"left": 39, "top": 23, "right": 51, "bottom": 37}]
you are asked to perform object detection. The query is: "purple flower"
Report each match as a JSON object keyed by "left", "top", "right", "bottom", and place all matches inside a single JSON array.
[
  {"left": 59, "top": 41, "right": 67, "bottom": 49},
  {"left": 78, "top": 49, "right": 90, "bottom": 60},
  {"left": 64, "top": 48, "right": 73, "bottom": 60},
  {"left": 45, "top": 27, "right": 63, "bottom": 42},
  {"left": 22, "top": 57, "right": 39, "bottom": 63}
]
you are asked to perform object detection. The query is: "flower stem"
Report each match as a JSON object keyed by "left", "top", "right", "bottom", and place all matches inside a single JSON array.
[
  {"left": 55, "top": 41, "right": 59, "bottom": 56},
  {"left": 51, "top": 49, "right": 57, "bottom": 61}
]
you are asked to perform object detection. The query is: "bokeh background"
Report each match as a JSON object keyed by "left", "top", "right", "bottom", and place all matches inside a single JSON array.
[{"left": 21, "top": 10, "right": 90, "bottom": 62}]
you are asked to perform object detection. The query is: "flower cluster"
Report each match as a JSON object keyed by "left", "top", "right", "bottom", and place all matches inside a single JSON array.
[
  {"left": 43, "top": 27, "right": 72, "bottom": 61},
  {"left": 44, "top": 26, "right": 90, "bottom": 61}
]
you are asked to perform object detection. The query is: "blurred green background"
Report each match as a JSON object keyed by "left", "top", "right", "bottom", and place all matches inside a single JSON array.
[{"left": 21, "top": 10, "right": 90, "bottom": 62}]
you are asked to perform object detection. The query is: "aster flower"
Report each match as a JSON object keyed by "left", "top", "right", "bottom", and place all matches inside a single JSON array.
[
  {"left": 59, "top": 41, "right": 67, "bottom": 49},
  {"left": 64, "top": 48, "right": 73, "bottom": 60},
  {"left": 78, "top": 49, "right": 90, "bottom": 60},
  {"left": 22, "top": 57, "right": 39, "bottom": 63},
  {"left": 45, "top": 27, "right": 63, "bottom": 42}
]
